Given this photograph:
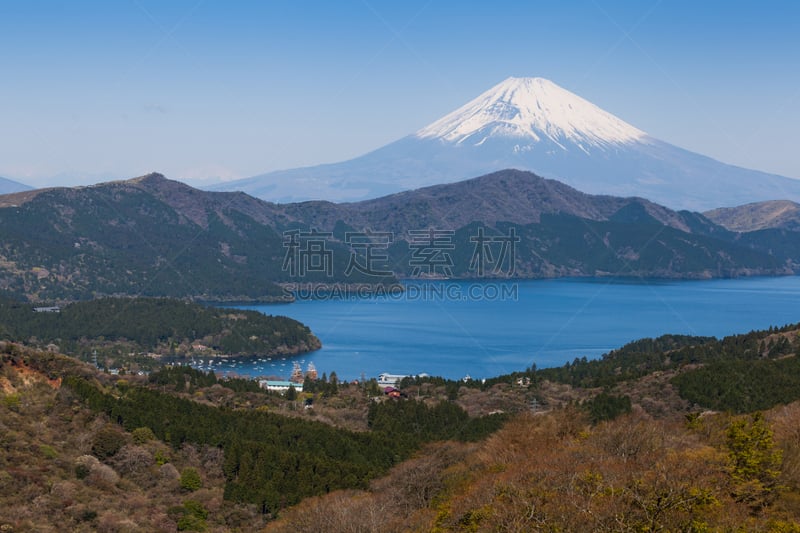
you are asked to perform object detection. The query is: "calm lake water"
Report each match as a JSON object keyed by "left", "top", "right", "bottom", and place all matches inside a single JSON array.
[{"left": 198, "top": 276, "right": 800, "bottom": 381}]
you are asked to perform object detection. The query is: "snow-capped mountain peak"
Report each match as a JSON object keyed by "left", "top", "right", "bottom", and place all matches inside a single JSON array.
[
  {"left": 216, "top": 76, "right": 800, "bottom": 210},
  {"left": 415, "top": 77, "right": 648, "bottom": 149}
]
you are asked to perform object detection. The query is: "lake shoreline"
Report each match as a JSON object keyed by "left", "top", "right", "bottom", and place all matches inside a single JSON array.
[{"left": 209, "top": 276, "right": 800, "bottom": 382}]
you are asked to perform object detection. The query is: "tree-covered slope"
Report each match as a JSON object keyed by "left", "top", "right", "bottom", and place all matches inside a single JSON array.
[
  {"left": 0, "top": 175, "right": 391, "bottom": 302},
  {"left": 0, "top": 295, "right": 320, "bottom": 358},
  {"left": 1, "top": 170, "right": 798, "bottom": 303},
  {"left": 532, "top": 320, "right": 800, "bottom": 413}
]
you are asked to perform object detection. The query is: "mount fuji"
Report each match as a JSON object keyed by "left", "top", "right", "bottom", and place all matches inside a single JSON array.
[{"left": 214, "top": 77, "right": 800, "bottom": 210}]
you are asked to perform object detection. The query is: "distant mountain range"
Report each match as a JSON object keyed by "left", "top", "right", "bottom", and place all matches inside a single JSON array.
[
  {"left": 211, "top": 77, "right": 800, "bottom": 211},
  {"left": 1, "top": 170, "right": 798, "bottom": 302},
  {"left": 0, "top": 176, "right": 32, "bottom": 194}
]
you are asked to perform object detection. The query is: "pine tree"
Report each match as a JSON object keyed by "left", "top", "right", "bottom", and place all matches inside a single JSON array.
[
  {"left": 286, "top": 385, "right": 297, "bottom": 401},
  {"left": 726, "top": 412, "right": 783, "bottom": 511}
]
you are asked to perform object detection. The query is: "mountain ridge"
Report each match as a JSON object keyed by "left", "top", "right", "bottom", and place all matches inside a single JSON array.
[
  {"left": 705, "top": 200, "right": 800, "bottom": 232},
  {"left": 278, "top": 168, "right": 700, "bottom": 234},
  {"left": 211, "top": 77, "right": 800, "bottom": 210},
  {"left": 0, "top": 170, "right": 798, "bottom": 302}
]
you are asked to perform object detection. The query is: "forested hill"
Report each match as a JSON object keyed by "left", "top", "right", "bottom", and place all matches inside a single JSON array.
[
  {"left": 0, "top": 174, "right": 394, "bottom": 302},
  {"left": 535, "top": 322, "right": 800, "bottom": 413},
  {"left": 0, "top": 343, "right": 506, "bottom": 526},
  {"left": 0, "top": 295, "right": 320, "bottom": 358},
  {"left": 2, "top": 171, "right": 800, "bottom": 302},
  {"left": 7, "top": 316, "right": 800, "bottom": 529}
]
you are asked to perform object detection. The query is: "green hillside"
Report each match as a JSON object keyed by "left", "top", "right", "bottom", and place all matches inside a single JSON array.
[{"left": 0, "top": 295, "right": 320, "bottom": 360}]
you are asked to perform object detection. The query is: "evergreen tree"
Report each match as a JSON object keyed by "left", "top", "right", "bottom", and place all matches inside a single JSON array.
[
  {"left": 286, "top": 385, "right": 297, "bottom": 401},
  {"left": 726, "top": 412, "right": 783, "bottom": 511}
]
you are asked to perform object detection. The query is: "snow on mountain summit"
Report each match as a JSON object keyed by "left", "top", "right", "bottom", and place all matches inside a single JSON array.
[{"left": 416, "top": 77, "right": 648, "bottom": 150}]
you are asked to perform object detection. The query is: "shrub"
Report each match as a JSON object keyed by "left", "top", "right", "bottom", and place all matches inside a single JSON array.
[
  {"left": 39, "top": 444, "right": 58, "bottom": 459},
  {"left": 2, "top": 393, "right": 20, "bottom": 411},
  {"left": 75, "top": 455, "right": 100, "bottom": 479},
  {"left": 131, "top": 427, "right": 156, "bottom": 445},
  {"left": 155, "top": 449, "right": 170, "bottom": 466},
  {"left": 92, "top": 426, "right": 127, "bottom": 459},
  {"left": 160, "top": 463, "right": 180, "bottom": 481},
  {"left": 172, "top": 500, "right": 208, "bottom": 532},
  {"left": 180, "top": 467, "right": 202, "bottom": 491},
  {"left": 112, "top": 445, "right": 153, "bottom": 476},
  {"left": 182, "top": 500, "right": 208, "bottom": 520},
  {"left": 87, "top": 463, "right": 120, "bottom": 489}
]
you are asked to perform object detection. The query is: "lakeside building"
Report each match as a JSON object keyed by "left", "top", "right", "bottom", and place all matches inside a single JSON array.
[
  {"left": 377, "top": 372, "right": 429, "bottom": 387},
  {"left": 258, "top": 380, "right": 304, "bottom": 394},
  {"left": 377, "top": 373, "right": 408, "bottom": 387}
]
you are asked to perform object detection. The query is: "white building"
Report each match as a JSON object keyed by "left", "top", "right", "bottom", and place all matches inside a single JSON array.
[
  {"left": 377, "top": 373, "right": 409, "bottom": 387},
  {"left": 258, "top": 380, "right": 304, "bottom": 394}
]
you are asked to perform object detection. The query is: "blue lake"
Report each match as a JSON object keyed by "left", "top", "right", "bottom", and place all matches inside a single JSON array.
[{"left": 199, "top": 276, "right": 800, "bottom": 381}]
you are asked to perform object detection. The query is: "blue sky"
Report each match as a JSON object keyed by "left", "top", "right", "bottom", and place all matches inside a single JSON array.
[{"left": 1, "top": 0, "right": 799, "bottom": 187}]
